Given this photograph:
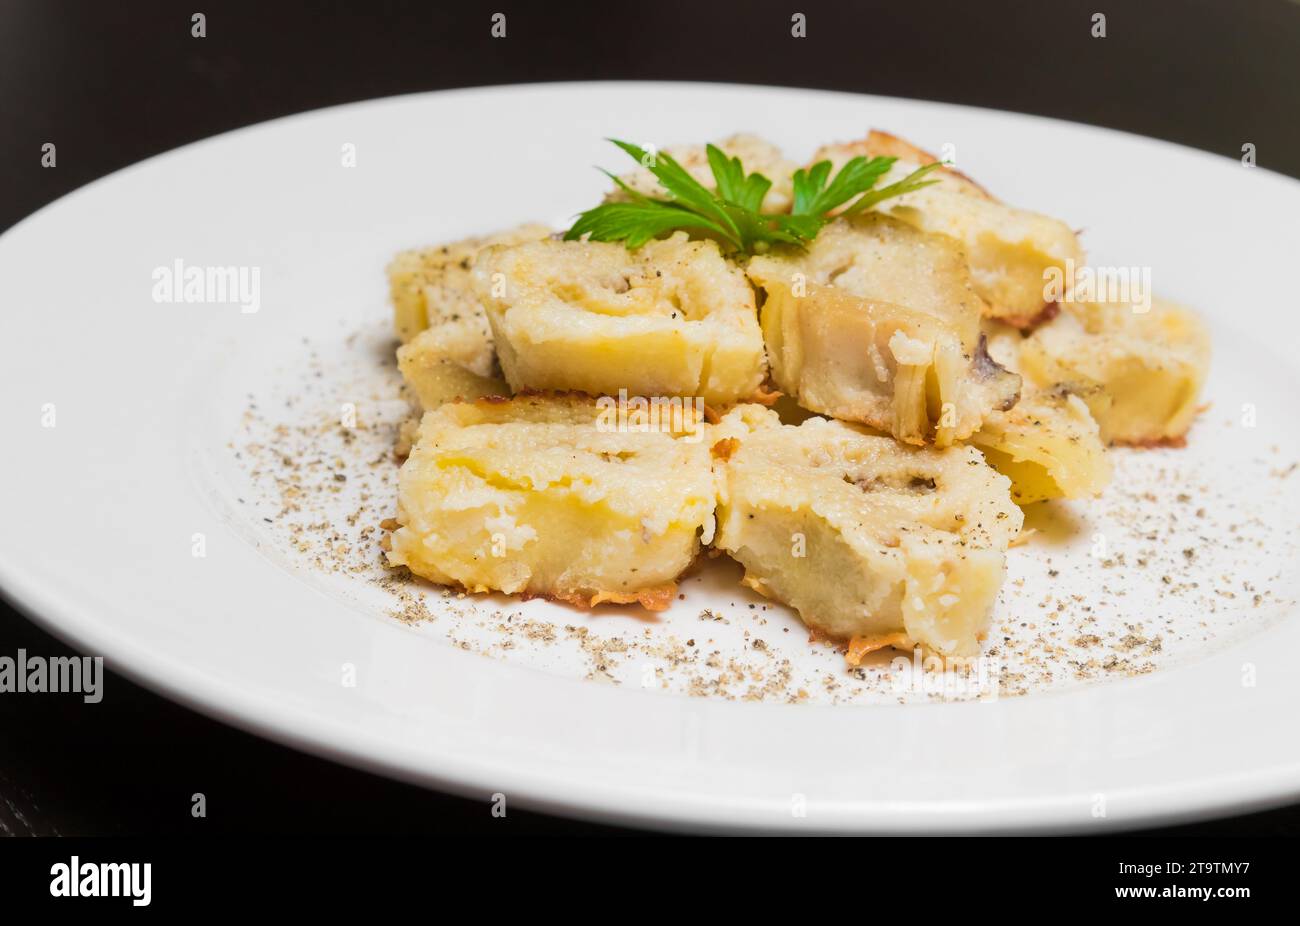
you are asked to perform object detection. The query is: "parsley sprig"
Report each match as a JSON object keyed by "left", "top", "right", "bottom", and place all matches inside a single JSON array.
[{"left": 565, "top": 139, "right": 941, "bottom": 255}]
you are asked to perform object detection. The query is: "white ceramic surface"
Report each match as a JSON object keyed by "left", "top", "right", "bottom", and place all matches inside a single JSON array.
[{"left": 2, "top": 82, "right": 1298, "bottom": 833}]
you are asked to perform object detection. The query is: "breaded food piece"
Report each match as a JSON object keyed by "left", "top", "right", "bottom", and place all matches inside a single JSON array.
[
  {"left": 755, "top": 213, "right": 991, "bottom": 342},
  {"left": 967, "top": 320, "right": 1111, "bottom": 504},
  {"left": 387, "top": 394, "right": 715, "bottom": 610},
  {"left": 838, "top": 129, "right": 993, "bottom": 200},
  {"left": 811, "top": 131, "right": 1084, "bottom": 328},
  {"left": 387, "top": 224, "right": 551, "bottom": 343},
  {"left": 474, "top": 233, "right": 766, "bottom": 405},
  {"left": 711, "top": 405, "right": 1023, "bottom": 657},
  {"left": 1019, "top": 298, "right": 1210, "bottom": 446},
  {"left": 747, "top": 216, "right": 1020, "bottom": 446},
  {"left": 972, "top": 389, "right": 1112, "bottom": 505},
  {"left": 397, "top": 320, "right": 507, "bottom": 410},
  {"left": 608, "top": 134, "right": 799, "bottom": 213}
]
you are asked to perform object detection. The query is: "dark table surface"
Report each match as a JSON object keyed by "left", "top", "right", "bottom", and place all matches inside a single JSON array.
[{"left": 3, "top": 0, "right": 1298, "bottom": 836}]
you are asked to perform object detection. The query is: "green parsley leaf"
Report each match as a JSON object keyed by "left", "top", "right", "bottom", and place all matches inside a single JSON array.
[
  {"left": 608, "top": 140, "right": 739, "bottom": 242},
  {"left": 839, "top": 161, "right": 943, "bottom": 217},
  {"left": 706, "top": 144, "right": 773, "bottom": 214},
  {"left": 791, "top": 156, "right": 894, "bottom": 216},
  {"left": 564, "top": 139, "right": 945, "bottom": 256},
  {"left": 565, "top": 201, "right": 735, "bottom": 250}
]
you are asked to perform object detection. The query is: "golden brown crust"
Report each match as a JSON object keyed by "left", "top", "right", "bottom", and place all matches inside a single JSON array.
[
  {"left": 805, "top": 626, "right": 838, "bottom": 646},
  {"left": 409, "top": 577, "right": 679, "bottom": 613},
  {"left": 845, "top": 633, "right": 914, "bottom": 666},
  {"left": 1111, "top": 402, "right": 1208, "bottom": 449},
  {"left": 710, "top": 437, "right": 741, "bottom": 461},
  {"left": 1113, "top": 434, "right": 1188, "bottom": 449},
  {"left": 550, "top": 584, "right": 677, "bottom": 612},
  {"left": 468, "top": 388, "right": 595, "bottom": 405},
  {"left": 748, "top": 383, "right": 783, "bottom": 406},
  {"left": 860, "top": 130, "right": 994, "bottom": 200},
  {"left": 998, "top": 300, "right": 1061, "bottom": 331}
]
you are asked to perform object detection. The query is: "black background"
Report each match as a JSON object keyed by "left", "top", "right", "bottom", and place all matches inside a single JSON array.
[{"left": 2, "top": 0, "right": 1299, "bottom": 836}]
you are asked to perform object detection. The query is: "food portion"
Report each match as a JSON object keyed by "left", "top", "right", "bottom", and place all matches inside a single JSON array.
[
  {"left": 712, "top": 405, "right": 1022, "bottom": 657},
  {"left": 389, "top": 224, "right": 549, "bottom": 408},
  {"left": 1019, "top": 298, "right": 1211, "bottom": 446},
  {"left": 380, "top": 131, "right": 1211, "bottom": 664},
  {"left": 397, "top": 321, "right": 507, "bottom": 410},
  {"left": 967, "top": 319, "right": 1112, "bottom": 504},
  {"left": 754, "top": 213, "right": 990, "bottom": 341},
  {"left": 812, "top": 131, "right": 1085, "bottom": 328},
  {"left": 473, "top": 233, "right": 766, "bottom": 405},
  {"left": 388, "top": 224, "right": 551, "bottom": 344},
  {"left": 748, "top": 214, "right": 1021, "bottom": 445},
  {"left": 386, "top": 394, "right": 716, "bottom": 610},
  {"left": 971, "top": 390, "right": 1111, "bottom": 505}
]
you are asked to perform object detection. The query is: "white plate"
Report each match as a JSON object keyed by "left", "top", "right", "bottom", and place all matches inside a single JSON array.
[{"left": 3, "top": 82, "right": 1299, "bottom": 834}]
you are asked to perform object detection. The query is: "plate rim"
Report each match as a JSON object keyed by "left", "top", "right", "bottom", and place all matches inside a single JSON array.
[{"left": 3, "top": 79, "right": 1299, "bottom": 834}]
